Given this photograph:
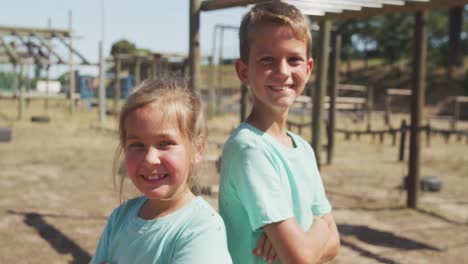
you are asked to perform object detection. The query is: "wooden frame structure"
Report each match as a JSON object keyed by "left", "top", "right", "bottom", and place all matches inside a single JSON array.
[
  {"left": 0, "top": 23, "right": 92, "bottom": 117},
  {"left": 189, "top": 0, "right": 468, "bottom": 208}
]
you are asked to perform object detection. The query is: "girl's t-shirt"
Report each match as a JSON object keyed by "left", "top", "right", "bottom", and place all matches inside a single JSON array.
[{"left": 90, "top": 196, "right": 232, "bottom": 264}]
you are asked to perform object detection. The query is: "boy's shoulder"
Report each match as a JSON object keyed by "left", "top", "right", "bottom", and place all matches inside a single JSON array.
[{"left": 225, "top": 122, "right": 264, "bottom": 149}]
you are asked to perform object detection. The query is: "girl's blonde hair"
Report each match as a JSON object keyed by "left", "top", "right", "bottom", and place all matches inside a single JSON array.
[{"left": 113, "top": 78, "right": 207, "bottom": 201}]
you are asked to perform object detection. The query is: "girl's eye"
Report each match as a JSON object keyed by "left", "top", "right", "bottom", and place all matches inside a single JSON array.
[
  {"left": 159, "top": 140, "right": 174, "bottom": 148},
  {"left": 127, "top": 142, "right": 144, "bottom": 150}
]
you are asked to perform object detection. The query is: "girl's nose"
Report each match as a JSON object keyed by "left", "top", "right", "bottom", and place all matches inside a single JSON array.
[{"left": 144, "top": 146, "right": 161, "bottom": 164}]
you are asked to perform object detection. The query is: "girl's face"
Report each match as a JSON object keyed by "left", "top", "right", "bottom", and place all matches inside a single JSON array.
[{"left": 124, "top": 103, "right": 191, "bottom": 201}]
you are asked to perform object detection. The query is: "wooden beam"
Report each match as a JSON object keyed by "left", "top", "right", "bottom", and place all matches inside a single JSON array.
[
  {"left": 0, "top": 25, "right": 69, "bottom": 38},
  {"left": 0, "top": 37, "right": 21, "bottom": 63},
  {"left": 312, "top": 20, "right": 331, "bottom": 170},
  {"left": 56, "top": 34, "right": 91, "bottom": 65},
  {"left": 312, "top": 0, "right": 468, "bottom": 20},
  {"left": 189, "top": 0, "right": 201, "bottom": 92},
  {"left": 30, "top": 32, "right": 65, "bottom": 64},
  {"left": 407, "top": 10, "right": 428, "bottom": 209},
  {"left": 327, "top": 32, "right": 341, "bottom": 165},
  {"left": 201, "top": 0, "right": 268, "bottom": 11}
]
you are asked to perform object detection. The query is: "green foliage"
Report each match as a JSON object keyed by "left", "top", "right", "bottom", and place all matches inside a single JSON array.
[
  {"left": 110, "top": 39, "right": 137, "bottom": 56},
  {"left": 0, "top": 72, "right": 17, "bottom": 91}
]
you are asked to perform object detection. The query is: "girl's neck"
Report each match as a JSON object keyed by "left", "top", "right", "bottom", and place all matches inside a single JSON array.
[{"left": 139, "top": 189, "right": 196, "bottom": 220}]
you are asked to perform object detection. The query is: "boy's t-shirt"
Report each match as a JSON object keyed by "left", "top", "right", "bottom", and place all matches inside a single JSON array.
[
  {"left": 219, "top": 122, "right": 332, "bottom": 264},
  {"left": 90, "top": 196, "right": 232, "bottom": 264}
]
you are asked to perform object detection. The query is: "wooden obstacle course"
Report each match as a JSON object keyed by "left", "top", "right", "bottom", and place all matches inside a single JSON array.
[{"left": 384, "top": 88, "right": 412, "bottom": 126}]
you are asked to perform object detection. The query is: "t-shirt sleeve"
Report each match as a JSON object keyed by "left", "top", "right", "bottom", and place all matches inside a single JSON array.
[
  {"left": 307, "top": 145, "right": 332, "bottom": 216},
  {"left": 227, "top": 143, "right": 294, "bottom": 231},
  {"left": 89, "top": 210, "right": 115, "bottom": 264},
  {"left": 172, "top": 221, "right": 232, "bottom": 264}
]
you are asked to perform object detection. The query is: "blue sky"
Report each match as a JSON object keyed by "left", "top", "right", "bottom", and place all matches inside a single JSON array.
[{"left": 1, "top": 0, "right": 248, "bottom": 76}]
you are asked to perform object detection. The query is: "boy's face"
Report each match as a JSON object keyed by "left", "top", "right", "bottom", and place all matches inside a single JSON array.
[{"left": 235, "top": 24, "right": 313, "bottom": 113}]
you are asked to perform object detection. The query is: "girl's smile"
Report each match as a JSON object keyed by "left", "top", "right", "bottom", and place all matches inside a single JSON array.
[{"left": 124, "top": 102, "right": 191, "bottom": 202}]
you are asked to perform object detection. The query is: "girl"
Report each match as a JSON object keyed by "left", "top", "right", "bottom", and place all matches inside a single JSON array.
[{"left": 90, "top": 79, "right": 232, "bottom": 264}]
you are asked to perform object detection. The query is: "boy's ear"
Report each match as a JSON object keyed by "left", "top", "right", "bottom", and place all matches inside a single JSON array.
[
  {"left": 235, "top": 59, "right": 249, "bottom": 86},
  {"left": 307, "top": 58, "right": 314, "bottom": 76}
]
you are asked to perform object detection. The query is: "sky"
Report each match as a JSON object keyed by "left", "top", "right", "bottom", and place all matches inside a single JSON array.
[{"left": 0, "top": 0, "right": 249, "bottom": 76}]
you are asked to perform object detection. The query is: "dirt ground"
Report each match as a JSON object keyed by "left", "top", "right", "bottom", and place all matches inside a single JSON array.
[{"left": 0, "top": 101, "right": 467, "bottom": 264}]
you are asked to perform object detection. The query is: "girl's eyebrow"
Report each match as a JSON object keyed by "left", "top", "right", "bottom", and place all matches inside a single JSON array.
[{"left": 126, "top": 132, "right": 176, "bottom": 140}]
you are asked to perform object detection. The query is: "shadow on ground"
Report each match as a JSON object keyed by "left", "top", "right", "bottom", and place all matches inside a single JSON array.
[{"left": 7, "top": 210, "right": 92, "bottom": 264}]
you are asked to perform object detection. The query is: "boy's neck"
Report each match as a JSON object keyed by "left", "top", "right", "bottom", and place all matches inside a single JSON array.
[{"left": 246, "top": 107, "right": 294, "bottom": 148}]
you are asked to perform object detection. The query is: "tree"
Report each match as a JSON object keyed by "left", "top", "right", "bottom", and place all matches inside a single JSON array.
[{"left": 110, "top": 39, "right": 137, "bottom": 56}]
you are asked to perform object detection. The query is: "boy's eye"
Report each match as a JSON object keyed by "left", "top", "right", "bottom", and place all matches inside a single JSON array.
[
  {"left": 259, "top": 57, "right": 274, "bottom": 64},
  {"left": 289, "top": 56, "right": 304, "bottom": 64}
]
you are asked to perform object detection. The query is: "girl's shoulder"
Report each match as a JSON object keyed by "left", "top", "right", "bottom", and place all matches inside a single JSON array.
[
  {"left": 177, "top": 197, "right": 226, "bottom": 234},
  {"left": 108, "top": 196, "right": 146, "bottom": 223}
]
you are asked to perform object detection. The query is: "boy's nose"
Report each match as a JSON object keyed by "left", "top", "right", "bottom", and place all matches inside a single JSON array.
[
  {"left": 276, "top": 60, "right": 290, "bottom": 77},
  {"left": 144, "top": 146, "right": 161, "bottom": 164}
]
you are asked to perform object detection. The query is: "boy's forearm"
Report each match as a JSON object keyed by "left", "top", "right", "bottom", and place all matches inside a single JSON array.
[
  {"left": 264, "top": 218, "right": 331, "bottom": 264},
  {"left": 314, "top": 214, "right": 340, "bottom": 263}
]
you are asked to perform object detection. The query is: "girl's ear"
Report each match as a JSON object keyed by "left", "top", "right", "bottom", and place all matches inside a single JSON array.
[
  {"left": 235, "top": 59, "right": 249, "bottom": 86},
  {"left": 194, "top": 142, "right": 206, "bottom": 164}
]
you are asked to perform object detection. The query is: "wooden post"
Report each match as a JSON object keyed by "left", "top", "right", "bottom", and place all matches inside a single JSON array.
[
  {"left": 384, "top": 95, "right": 391, "bottom": 126},
  {"left": 45, "top": 17, "right": 51, "bottom": 111},
  {"left": 18, "top": 63, "right": 25, "bottom": 120},
  {"left": 312, "top": 20, "right": 331, "bottom": 170},
  {"left": 189, "top": 0, "right": 201, "bottom": 92},
  {"left": 210, "top": 26, "right": 218, "bottom": 114},
  {"left": 451, "top": 97, "right": 460, "bottom": 130},
  {"left": 217, "top": 27, "right": 224, "bottom": 97},
  {"left": 207, "top": 56, "right": 215, "bottom": 118},
  {"left": 366, "top": 86, "right": 373, "bottom": 130},
  {"left": 327, "top": 32, "right": 341, "bottom": 165},
  {"left": 98, "top": 41, "right": 106, "bottom": 123},
  {"left": 407, "top": 11, "right": 428, "bottom": 209},
  {"left": 426, "top": 120, "right": 431, "bottom": 147},
  {"left": 68, "top": 10, "right": 75, "bottom": 114},
  {"left": 399, "top": 119, "right": 407, "bottom": 162},
  {"left": 114, "top": 56, "right": 121, "bottom": 113}
]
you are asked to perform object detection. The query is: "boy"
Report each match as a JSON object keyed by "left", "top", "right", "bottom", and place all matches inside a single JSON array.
[{"left": 219, "top": 2, "right": 340, "bottom": 264}]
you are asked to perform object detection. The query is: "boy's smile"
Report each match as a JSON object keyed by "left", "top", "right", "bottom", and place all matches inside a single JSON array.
[{"left": 236, "top": 23, "right": 313, "bottom": 114}]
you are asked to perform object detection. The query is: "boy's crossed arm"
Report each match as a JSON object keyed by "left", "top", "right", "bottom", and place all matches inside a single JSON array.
[{"left": 255, "top": 213, "right": 339, "bottom": 264}]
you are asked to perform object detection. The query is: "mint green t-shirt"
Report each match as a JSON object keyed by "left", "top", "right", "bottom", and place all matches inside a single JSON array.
[
  {"left": 219, "top": 122, "right": 332, "bottom": 264},
  {"left": 90, "top": 196, "right": 232, "bottom": 264}
]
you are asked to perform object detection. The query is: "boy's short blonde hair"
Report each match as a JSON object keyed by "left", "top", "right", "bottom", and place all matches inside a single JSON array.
[{"left": 239, "top": 1, "right": 312, "bottom": 62}]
